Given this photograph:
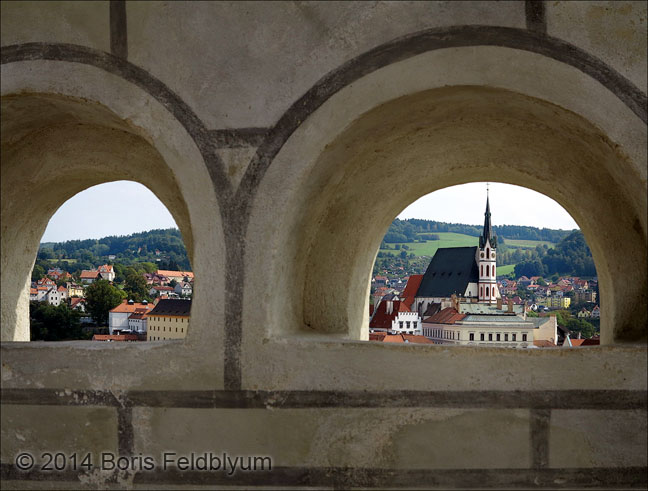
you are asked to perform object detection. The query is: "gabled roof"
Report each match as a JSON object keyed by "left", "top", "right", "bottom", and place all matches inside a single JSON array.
[
  {"left": 416, "top": 247, "right": 479, "bottom": 298},
  {"left": 401, "top": 274, "right": 423, "bottom": 309},
  {"left": 369, "top": 300, "right": 409, "bottom": 330},
  {"left": 423, "top": 307, "right": 466, "bottom": 325},
  {"left": 110, "top": 300, "right": 154, "bottom": 314},
  {"left": 80, "top": 270, "right": 100, "bottom": 279},
  {"left": 149, "top": 298, "right": 192, "bottom": 316}
]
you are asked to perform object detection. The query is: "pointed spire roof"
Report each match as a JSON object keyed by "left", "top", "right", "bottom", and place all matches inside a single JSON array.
[{"left": 479, "top": 186, "right": 497, "bottom": 248}]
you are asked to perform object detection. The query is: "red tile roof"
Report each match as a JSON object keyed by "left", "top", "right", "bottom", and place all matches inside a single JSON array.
[
  {"left": 423, "top": 307, "right": 466, "bottom": 325},
  {"left": 80, "top": 270, "right": 100, "bottom": 279},
  {"left": 369, "top": 300, "right": 410, "bottom": 330},
  {"left": 533, "top": 340, "right": 557, "bottom": 347},
  {"left": 400, "top": 274, "right": 423, "bottom": 309},
  {"left": 401, "top": 334, "right": 435, "bottom": 344},
  {"left": 57, "top": 285, "right": 67, "bottom": 292},
  {"left": 30, "top": 288, "right": 37, "bottom": 294},
  {"left": 369, "top": 331, "right": 387, "bottom": 341}
]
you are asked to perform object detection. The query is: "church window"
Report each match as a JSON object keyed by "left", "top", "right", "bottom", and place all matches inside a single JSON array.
[
  {"left": 486, "top": 287, "right": 490, "bottom": 297},
  {"left": 486, "top": 247, "right": 490, "bottom": 256},
  {"left": 481, "top": 265, "right": 484, "bottom": 276}
]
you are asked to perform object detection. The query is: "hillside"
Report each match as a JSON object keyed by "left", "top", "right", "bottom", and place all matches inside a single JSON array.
[
  {"left": 374, "top": 219, "right": 592, "bottom": 279},
  {"left": 37, "top": 228, "right": 190, "bottom": 273}
]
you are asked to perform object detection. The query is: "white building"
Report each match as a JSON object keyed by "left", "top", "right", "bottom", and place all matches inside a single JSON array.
[
  {"left": 422, "top": 300, "right": 537, "bottom": 348},
  {"left": 108, "top": 300, "right": 155, "bottom": 334},
  {"left": 390, "top": 310, "right": 422, "bottom": 335},
  {"left": 46, "top": 285, "right": 68, "bottom": 306},
  {"left": 174, "top": 281, "right": 193, "bottom": 297}
]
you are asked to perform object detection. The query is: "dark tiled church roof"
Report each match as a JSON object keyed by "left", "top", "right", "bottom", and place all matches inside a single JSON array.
[{"left": 415, "top": 246, "right": 479, "bottom": 298}]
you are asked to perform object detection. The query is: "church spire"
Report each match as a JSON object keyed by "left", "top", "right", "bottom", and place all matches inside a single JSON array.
[{"left": 479, "top": 185, "right": 497, "bottom": 248}]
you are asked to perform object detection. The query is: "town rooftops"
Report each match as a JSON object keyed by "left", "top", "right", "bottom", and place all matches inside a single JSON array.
[
  {"left": 149, "top": 298, "right": 192, "bottom": 316},
  {"left": 80, "top": 270, "right": 100, "bottom": 279},
  {"left": 416, "top": 247, "right": 479, "bottom": 298},
  {"left": 110, "top": 300, "right": 155, "bottom": 314}
]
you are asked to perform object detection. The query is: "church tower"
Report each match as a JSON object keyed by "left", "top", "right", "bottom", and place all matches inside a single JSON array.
[{"left": 478, "top": 188, "right": 498, "bottom": 304}]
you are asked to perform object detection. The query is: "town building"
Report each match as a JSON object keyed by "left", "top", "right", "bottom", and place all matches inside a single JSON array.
[
  {"left": 369, "top": 299, "right": 422, "bottom": 335},
  {"left": 147, "top": 299, "right": 192, "bottom": 340},
  {"left": 108, "top": 299, "right": 155, "bottom": 334}
]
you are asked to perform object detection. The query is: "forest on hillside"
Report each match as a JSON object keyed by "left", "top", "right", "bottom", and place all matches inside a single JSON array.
[
  {"left": 36, "top": 228, "right": 190, "bottom": 275},
  {"left": 382, "top": 218, "right": 572, "bottom": 244}
]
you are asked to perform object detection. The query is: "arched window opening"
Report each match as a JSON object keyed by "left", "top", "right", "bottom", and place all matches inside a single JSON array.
[
  {"left": 29, "top": 181, "right": 194, "bottom": 342},
  {"left": 369, "top": 182, "right": 602, "bottom": 347}
]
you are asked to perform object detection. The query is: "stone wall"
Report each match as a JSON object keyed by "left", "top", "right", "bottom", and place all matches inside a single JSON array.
[{"left": 1, "top": 1, "right": 646, "bottom": 488}]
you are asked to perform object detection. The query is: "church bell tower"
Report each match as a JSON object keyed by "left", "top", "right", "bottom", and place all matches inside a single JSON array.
[{"left": 478, "top": 186, "right": 498, "bottom": 304}]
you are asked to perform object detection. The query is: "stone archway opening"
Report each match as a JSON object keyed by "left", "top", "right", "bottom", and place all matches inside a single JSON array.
[
  {"left": 263, "top": 86, "right": 646, "bottom": 346},
  {"left": 1, "top": 93, "right": 195, "bottom": 342},
  {"left": 30, "top": 180, "right": 195, "bottom": 341},
  {"left": 369, "top": 182, "right": 601, "bottom": 346}
]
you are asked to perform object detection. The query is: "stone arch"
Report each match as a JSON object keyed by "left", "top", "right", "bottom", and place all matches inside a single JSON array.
[
  {"left": 248, "top": 85, "right": 646, "bottom": 346},
  {"left": 1, "top": 91, "right": 222, "bottom": 344}
]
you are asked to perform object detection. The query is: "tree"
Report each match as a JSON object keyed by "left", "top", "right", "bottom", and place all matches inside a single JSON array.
[
  {"left": 30, "top": 301, "right": 84, "bottom": 341},
  {"left": 168, "top": 278, "right": 178, "bottom": 288},
  {"left": 85, "top": 280, "right": 126, "bottom": 325},
  {"left": 124, "top": 272, "right": 150, "bottom": 302},
  {"left": 31, "top": 264, "right": 45, "bottom": 281}
]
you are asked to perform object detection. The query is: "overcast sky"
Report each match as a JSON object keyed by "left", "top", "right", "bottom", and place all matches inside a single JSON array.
[
  {"left": 398, "top": 182, "right": 578, "bottom": 230},
  {"left": 41, "top": 181, "right": 178, "bottom": 243},
  {"left": 41, "top": 180, "right": 578, "bottom": 243}
]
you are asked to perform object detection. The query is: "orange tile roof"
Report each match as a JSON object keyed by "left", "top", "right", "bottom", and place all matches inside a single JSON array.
[
  {"left": 382, "top": 334, "right": 405, "bottom": 343},
  {"left": 423, "top": 307, "right": 466, "bottom": 325},
  {"left": 401, "top": 334, "right": 435, "bottom": 344},
  {"left": 80, "top": 270, "right": 99, "bottom": 279},
  {"left": 533, "top": 340, "right": 557, "bottom": 347},
  {"left": 109, "top": 300, "right": 155, "bottom": 314},
  {"left": 156, "top": 270, "right": 194, "bottom": 279},
  {"left": 30, "top": 288, "right": 37, "bottom": 294},
  {"left": 57, "top": 285, "right": 67, "bottom": 292}
]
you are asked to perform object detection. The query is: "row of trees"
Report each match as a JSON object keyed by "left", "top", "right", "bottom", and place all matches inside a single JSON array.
[
  {"left": 37, "top": 228, "right": 191, "bottom": 272},
  {"left": 513, "top": 231, "right": 596, "bottom": 278},
  {"left": 386, "top": 218, "right": 571, "bottom": 243}
]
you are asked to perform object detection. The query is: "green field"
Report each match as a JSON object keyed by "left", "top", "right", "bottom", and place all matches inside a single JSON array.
[
  {"left": 496, "top": 264, "right": 516, "bottom": 276},
  {"left": 49, "top": 258, "right": 77, "bottom": 264},
  {"left": 380, "top": 232, "right": 479, "bottom": 257},
  {"left": 381, "top": 233, "right": 555, "bottom": 257},
  {"left": 503, "top": 239, "right": 555, "bottom": 248}
]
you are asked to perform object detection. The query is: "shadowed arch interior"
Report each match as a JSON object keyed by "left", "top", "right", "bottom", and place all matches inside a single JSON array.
[
  {"left": 1, "top": 93, "right": 194, "bottom": 341},
  {"left": 277, "top": 86, "right": 645, "bottom": 345}
]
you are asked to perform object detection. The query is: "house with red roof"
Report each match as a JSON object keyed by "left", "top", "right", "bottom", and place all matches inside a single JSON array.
[
  {"left": 108, "top": 299, "right": 155, "bottom": 334},
  {"left": 369, "top": 299, "right": 422, "bottom": 335}
]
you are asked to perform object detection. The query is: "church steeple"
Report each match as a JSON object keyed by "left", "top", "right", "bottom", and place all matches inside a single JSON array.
[
  {"left": 479, "top": 185, "right": 497, "bottom": 248},
  {"left": 477, "top": 184, "right": 498, "bottom": 304}
]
